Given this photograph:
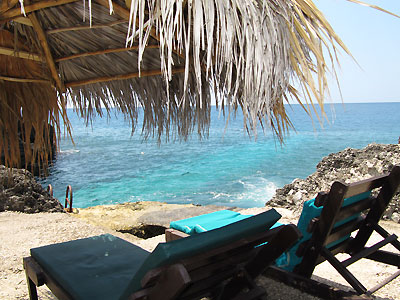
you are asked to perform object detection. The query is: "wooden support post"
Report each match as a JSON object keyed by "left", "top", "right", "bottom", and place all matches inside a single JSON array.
[{"left": 28, "top": 12, "right": 64, "bottom": 91}]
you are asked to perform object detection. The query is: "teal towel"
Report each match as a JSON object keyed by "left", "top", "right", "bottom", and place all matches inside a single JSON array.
[
  {"left": 193, "top": 213, "right": 253, "bottom": 233},
  {"left": 276, "top": 191, "right": 371, "bottom": 271},
  {"left": 170, "top": 210, "right": 253, "bottom": 234}
]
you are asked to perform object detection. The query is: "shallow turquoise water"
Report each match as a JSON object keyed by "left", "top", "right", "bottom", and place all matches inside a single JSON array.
[{"left": 40, "top": 103, "right": 400, "bottom": 208}]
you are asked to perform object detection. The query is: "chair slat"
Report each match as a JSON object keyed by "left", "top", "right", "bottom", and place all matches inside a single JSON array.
[
  {"left": 178, "top": 225, "right": 300, "bottom": 300},
  {"left": 351, "top": 166, "right": 400, "bottom": 252},
  {"left": 292, "top": 166, "right": 400, "bottom": 296},
  {"left": 180, "top": 228, "right": 278, "bottom": 272},
  {"left": 179, "top": 266, "right": 243, "bottom": 299},
  {"left": 342, "top": 234, "right": 398, "bottom": 267},
  {"left": 370, "top": 223, "right": 400, "bottom": 251},
  {"left": 335, "top": 197, "right": 373, "bottom": 224},
  {"left": 184, "top": 250, "right": 256, "bottom": 283},
  {"left": 324, "top": 217, "right": 364, "bottom": 247},
  {"left": 343, "top": 175, "right": 388, "bottom": 199}
]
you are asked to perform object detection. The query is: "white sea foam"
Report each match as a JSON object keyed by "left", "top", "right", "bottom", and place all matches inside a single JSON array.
[
  {"left": 206, "top": 178, "right": 278, "bottom": 207},
  {"left": 235, "top": 178, "right": 278, "bottom": 204},
  {"left": 59, "top": 149, "right": 80, "bottom": 155},
  {"left": 210, "top": 192, "right": 231, "bottom": 199}
]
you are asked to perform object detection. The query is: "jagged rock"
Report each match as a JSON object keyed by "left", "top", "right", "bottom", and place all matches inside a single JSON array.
[
  {"left": 268, "top": 143, "right": 400, "bottom": 223},
  {"left": 74, "top": 201, "right": 233, "bottom": 231},
  {"left": 0, "top": 165, "right": 64, "bottom": 213}
]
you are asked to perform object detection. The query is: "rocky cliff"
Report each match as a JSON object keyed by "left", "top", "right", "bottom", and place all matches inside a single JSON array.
[
  {"left": 268, "top": 143, "right": 400, "bottom": 223},
  {"left": 0, "top": 166, "right": 64, "bottom": 213}
]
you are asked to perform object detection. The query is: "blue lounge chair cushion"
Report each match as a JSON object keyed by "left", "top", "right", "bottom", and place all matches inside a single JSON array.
[
  {"left": 30, "top": 234, "right": 151, "bottom": 300},
  {"left": 119, "top": 208, "right": 281, "bottom": 299},
  {"left": 276, "top": 191, "right": 371, "bottom": 271},
  {"left": 170, "top": 210, "right": 252, "bottom": 234}
]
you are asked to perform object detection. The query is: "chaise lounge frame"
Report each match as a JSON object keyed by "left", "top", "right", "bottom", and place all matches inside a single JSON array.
[
  {"left": 268, "top": 166, "right": 400, "bottom": 299},
  {"left": 23, "top": 213, "right": 301, "bottom": 300}
]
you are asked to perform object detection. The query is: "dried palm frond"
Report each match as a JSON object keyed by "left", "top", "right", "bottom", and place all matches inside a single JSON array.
[
  {"left": 121, "top": 0, "right": 352, "bottom": 141},
  {"left": 0, "top": 25, "right": 68, "bottom": 174}
]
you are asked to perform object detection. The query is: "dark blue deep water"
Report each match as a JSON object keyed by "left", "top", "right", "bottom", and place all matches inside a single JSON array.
[{"left": 40, "top": 102, "right": 400, "bottom": 208}]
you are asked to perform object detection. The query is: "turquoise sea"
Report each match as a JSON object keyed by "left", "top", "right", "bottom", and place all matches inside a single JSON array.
[{"left": 40, "top": 103, "right": 400, "bottom": 208}]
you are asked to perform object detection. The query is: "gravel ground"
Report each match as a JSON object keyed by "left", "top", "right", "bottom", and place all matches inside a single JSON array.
[{"left": 0, "top": 211, "right": 399, "bottom": 300}]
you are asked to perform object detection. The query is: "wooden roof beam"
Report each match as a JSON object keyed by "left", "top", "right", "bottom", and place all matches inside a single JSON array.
[
  {"left": 47, "top": 19, "right": 127, "bottom": 34},
  {"left": 28, "top": 12, "right": 64, "bottom": 91},
  {"left": 65, "top": 67, "right": 185, "bottom": 88},
  {"left": 13, "top": 16, "right": 33, "bottom": 26},
  {"left": 0, "top": 0, "right": 19, "bottom": 13},
  {"left": 0, "top": 0, "right": 79, "bottom": 21},
  {"left": 0, "top": 46, "right": 42, "bottom": 61},
  {"left": 55, "top": 44, "right": 159, "bottom": 62},
  {"left": 0, "top": 74, "right": 51, "bottom": 83}
]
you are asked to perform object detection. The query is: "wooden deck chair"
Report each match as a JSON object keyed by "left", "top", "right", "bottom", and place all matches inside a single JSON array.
[
  {"left": 269, "top": 165, "right": 400, "bottom": 298},
  {"left": 23, "top": 208, "right": 301, "bottom": 300}
]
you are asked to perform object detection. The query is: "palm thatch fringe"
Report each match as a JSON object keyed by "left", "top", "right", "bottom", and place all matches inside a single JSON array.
[
  {"left": 0, "top": 80, "right": 64, "bottom": 172},
  {"left": 122, "top": 0, "right": 351, "bottom": 137},
  {"left": 67, "top": 69, "right": 212, "bottom": 140},
  {"left": 0, "top": 23, "right": 69, "bottom": 174}
]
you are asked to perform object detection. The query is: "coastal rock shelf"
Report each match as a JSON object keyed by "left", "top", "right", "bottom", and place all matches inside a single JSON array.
[
  {"left": 0, "top": 166, "right": 63, "bottom": 213},
  {"left": 269, "top": 143, "right": 400, "bottom": 222},
  {"left": 73, "top": 201, "right": 234, "bottom": 232}
]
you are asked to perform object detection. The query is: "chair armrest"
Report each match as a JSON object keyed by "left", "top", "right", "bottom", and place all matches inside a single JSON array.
[{"left": 165, "top": 229, "right": 190, "bottom": 242}]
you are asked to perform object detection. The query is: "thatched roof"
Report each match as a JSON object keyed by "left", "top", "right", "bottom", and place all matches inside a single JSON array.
[{"left": 0, "top": 0, "right": 351, "bottom": 171}]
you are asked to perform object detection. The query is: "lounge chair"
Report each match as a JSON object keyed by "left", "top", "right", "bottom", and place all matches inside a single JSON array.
[
  {"left": 23, "top": 208, "right": 301, "bottom": 300},
  {"left": 167, "top": 166, "right": 400, "bottom": 298},
  {"left": 270, "top": 166, "right": 400, "bottom": 298}
]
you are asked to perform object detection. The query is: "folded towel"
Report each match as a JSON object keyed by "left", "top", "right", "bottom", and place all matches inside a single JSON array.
[{"left": 170, "top": 210, "right": 253, "bottom": 234}]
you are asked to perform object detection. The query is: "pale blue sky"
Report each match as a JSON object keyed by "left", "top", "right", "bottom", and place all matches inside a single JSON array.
[{"left": 314, "top": 0, "right": 400, "bottom": 103}]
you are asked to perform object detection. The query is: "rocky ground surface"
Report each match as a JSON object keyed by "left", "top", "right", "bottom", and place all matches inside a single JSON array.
[
  {"left": 1, "top": 209, "right": 398, "bottom": 300},
  {"left": 269, "top": 143, "right": 400, "bottom": 222},
  {"left": 73, "top": 201, "right": 236, "bottom": 233},
  {"left": 0, "top": 166, "right": 63, "bottom": 213}
]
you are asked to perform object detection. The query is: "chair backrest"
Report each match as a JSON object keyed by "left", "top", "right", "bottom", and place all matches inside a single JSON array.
[
  {"left": 130, "top": 223, "right": 301, "bottom": 300},
  {"left": 294, "top": 165, "right": 400, "bottom": 274},
  {"left": 120, "top": 209, "right": 300, "bottom": 299},
  {"left": 276, "top": 191, "right": 370, "bottom": 271}
]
